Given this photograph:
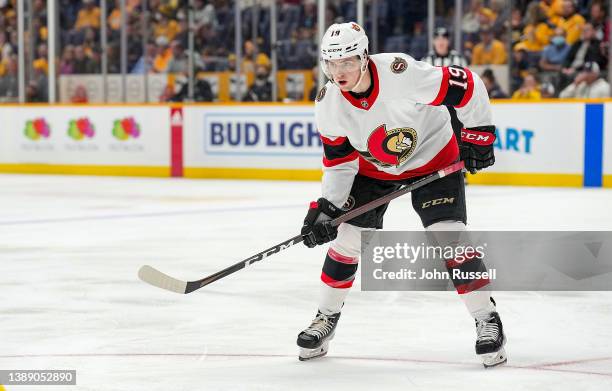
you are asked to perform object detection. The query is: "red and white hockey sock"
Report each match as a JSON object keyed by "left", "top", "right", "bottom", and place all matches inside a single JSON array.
[
  {"left": 318, "top": 224, "right": 362, "bottom": 315},
  {"left": 426, "top": 220, "right": 496, "bottom": 320},
  {"left": 319, "top": 247, "right": 359, "bottom": 315}
]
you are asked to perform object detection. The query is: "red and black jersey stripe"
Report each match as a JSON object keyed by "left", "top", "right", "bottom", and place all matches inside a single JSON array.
[
  {"left": 429, "top": 65, "right": 475, "bottom": 108},
  {"left": 321, "top": 135, "right": 359, "bottom": 167}
]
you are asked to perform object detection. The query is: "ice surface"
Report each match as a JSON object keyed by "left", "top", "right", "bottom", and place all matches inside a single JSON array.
[{"left": 0, "top": 174, "right": 611, "bottom": 391}]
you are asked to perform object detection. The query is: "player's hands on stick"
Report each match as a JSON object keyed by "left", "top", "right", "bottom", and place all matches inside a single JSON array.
[
  {"left": 460, "top": 125, "right": 496, "bottom": 174},
  {"left": 301, "top": 198, "right": 343, "bottom": 248}
]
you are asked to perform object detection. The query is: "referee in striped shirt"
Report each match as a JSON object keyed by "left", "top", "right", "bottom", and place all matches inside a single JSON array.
[{"left": 421, "top": 27, "right": 468, "bottom": 67}]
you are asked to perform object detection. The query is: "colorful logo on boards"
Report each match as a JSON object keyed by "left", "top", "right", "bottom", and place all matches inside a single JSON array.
[
  {"left": 68, "top": 117, "right": 95, "bottom": 140},
  {"left": 24, "top": 118, "right": 51, "bottom": 140},
  {"left": 112, "top": 117, "right": 141, "bottom": 140}
]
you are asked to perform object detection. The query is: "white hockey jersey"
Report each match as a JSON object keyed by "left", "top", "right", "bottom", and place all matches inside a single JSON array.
[{"left": 315, "top": 52, "right": 493, "bottom": 208}]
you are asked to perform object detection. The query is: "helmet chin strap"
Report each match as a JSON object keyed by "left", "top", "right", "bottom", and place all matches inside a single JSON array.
[{"left": 349, "top": 57, "right": 370, "bottom": 93}]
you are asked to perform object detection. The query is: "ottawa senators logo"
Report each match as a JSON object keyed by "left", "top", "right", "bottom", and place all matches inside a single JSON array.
[
  {"left": 366, "top": 124, "right": 418, "bottom": 166},
  {"left": 316, "top": 86, "right": 327, "bottom": 102},
  {"left": 390, "top": 56, "right": 407, "bottom": 74}
]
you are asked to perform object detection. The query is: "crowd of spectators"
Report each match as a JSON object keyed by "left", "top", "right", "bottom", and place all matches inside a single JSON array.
[
  {"left": 417, "top": 0, "right": 609, "bottom": 99},
  {"left": 0, "top": 1, "right": 20, "bottom": 101},
  {"left": 508, "top": 0, "right": 610, "bottom": 98},
  {"left": 0, "top": 0, "right": 610, "bottom": 102}
]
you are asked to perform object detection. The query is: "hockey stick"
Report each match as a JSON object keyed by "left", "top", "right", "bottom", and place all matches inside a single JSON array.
[{"left": 138, "top": 161, "right": 465, "bottom": 294}]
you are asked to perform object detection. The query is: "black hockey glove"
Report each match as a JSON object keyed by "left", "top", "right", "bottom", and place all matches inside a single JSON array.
[
  {"left": 459, "top": 126, "right": 496, "bottom": 174},
  {"left": 301, "top": 198, "right": 343, "bottom": 248}
]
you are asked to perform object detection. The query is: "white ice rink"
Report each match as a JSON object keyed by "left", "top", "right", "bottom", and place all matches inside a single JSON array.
[{"left": 1, "top": 174, "right": 611, "bottom": 391}]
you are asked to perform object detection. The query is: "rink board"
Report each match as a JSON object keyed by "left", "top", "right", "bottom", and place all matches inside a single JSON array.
[
  {"left": 182, "top": 105, "right": 322, "bottom": 181},
  {"left": 467, "top": 102, "right": 586, "bottom": 187},
  {"left": 0, "top": 101, "right": 610, "bottom": 187},
  {"left": 181, "top": 101, "right": 606, "bottom": 187},
  {"left": 0, "top": 105, "right": 171, "bottom": 177},
  {"left": 603, "top": 103, "right": 612, "bottom": 188}
]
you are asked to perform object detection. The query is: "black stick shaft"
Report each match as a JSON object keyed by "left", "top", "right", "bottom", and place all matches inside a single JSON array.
[
  {"left": 186, "top": 234, "right": 304, "bottom": 292},
  {"left": 184, "top": 161, "right": 464, "bottom": 293}
]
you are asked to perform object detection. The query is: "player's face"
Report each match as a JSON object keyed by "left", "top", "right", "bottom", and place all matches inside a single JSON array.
[{"left": 326, "top": 57, "right": 362, "bottom": 91}]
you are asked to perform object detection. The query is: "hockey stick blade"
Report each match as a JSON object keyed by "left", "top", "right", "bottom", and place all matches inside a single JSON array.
[
  {"left": 138, "top": 233, "right": 304, "bottom": 294},
  {"left": 138, "top": 161, "right": 464, "bottom": 294},
  {"left": 138, "top": 265, "right": 189, "bottom": 294}
]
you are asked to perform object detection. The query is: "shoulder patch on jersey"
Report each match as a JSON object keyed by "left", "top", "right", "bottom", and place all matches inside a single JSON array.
[
  {"left": 390, "top": 56, "right": 408, "bottom": 74},
  {"left": 316, "top": 86, "right": 327, "bottom": 102},
  {"left": 341, "top": 195, "right": 356, "bottom": 211}
]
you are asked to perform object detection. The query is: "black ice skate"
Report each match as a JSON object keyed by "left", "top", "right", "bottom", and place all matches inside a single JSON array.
[
  {"left": 475, "top": 311, "right": 507, "bottom": 368},
  {"left": 297, "top": 311, "right": 340, "bottom": 361}
]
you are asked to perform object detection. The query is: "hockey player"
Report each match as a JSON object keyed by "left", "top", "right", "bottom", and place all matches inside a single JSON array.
[{"left": 297, "top": 22, "right": 506, "bottom": 368}]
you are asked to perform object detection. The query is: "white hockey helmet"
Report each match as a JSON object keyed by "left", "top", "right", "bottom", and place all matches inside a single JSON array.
[{"left": 320, "top": 22, "right": 369, "bottom": 82}]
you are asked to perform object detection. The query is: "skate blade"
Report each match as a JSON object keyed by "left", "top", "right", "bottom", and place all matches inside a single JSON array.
[
  {"left": 298, "top": 340, "right": 330, "bottom": 361},
  {"left": 481, "top": 347, "right": 507, "bottom": 368}
]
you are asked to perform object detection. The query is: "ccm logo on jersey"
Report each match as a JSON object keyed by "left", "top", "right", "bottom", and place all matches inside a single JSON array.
[
  {"left": 422, "top": 197, "right": 455, "bottom": 209},
  {"left": 461, "top": 128, "right": 495, "bottom": 145}
]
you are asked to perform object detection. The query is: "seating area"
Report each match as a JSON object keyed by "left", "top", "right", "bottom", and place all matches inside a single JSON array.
[{"left": 0, "top": 0, "right": 609, "bottom": 102}]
